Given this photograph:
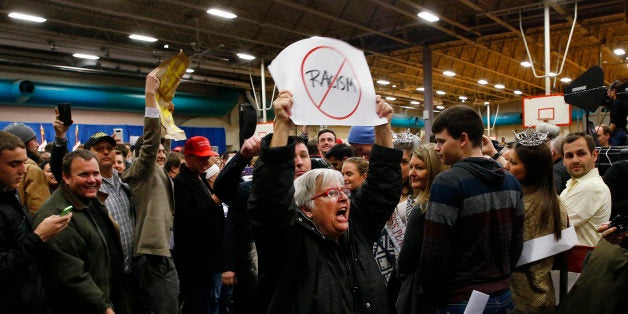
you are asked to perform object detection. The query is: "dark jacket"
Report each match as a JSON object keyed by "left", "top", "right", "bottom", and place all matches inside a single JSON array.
[
  {"left": 249, "top": 135, "right": 402, "bottom": 314},
  {"left": 0, "top": 190, "right": 50, "bottom": 314},
  {"left": 173, "top": 163, "right": 225, "bottom": 284},
  {"left": 34, "top": 184, "right": 123, "bottom": 314},
  {"left": 421, "top": 157, "right": 524, "bottom": 304}
]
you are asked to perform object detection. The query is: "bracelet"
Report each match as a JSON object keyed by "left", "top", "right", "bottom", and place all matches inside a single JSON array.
[{"left": 492, "top": 152, "right": 501, "bottom": 160}]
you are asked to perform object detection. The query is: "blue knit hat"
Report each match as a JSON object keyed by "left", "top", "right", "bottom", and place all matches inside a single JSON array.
[{"left": 347, "top": 126, "right": 375, "bottom": 144}]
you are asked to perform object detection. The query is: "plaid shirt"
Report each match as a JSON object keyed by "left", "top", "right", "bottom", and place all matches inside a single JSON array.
[{"left": 101, "top": 171, "right": 134, "bottom": 273}]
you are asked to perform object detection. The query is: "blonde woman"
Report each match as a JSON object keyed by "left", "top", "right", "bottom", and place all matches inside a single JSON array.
[{"left": 396, "top": 143, "right": 448, "bottom": 313}]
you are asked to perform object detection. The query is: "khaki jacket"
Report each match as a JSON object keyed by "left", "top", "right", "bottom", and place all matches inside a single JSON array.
[
  {"left": 122, "top": 117, "right": 175, "bottom": 257},
  {"left": 18, "top": 158, "right": 50, "bottom": 215}
]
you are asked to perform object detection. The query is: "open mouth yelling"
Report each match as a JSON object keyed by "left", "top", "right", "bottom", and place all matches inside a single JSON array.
[{"left": 335, "top": 207, "right": 349, "bottom": 223}]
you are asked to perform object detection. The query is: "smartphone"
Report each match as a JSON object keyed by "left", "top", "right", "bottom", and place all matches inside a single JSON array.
[
  {"left": 60, "top": 205, "right": 73, "bottom": 216},
  {"left": 113, "top": 128, "right": 123, "bottom": 142},
  {"left": 57, "top": 103, "right": 73, "bottom": 126}
]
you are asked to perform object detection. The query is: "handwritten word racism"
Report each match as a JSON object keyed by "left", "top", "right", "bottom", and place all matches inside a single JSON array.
[{"left": 303, "top": 69, "right": 358, "bottom": 93}]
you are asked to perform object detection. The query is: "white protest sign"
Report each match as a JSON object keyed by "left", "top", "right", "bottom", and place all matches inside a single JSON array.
[{"left": 268, "top": 36, "right": 386, "bottom": 126}]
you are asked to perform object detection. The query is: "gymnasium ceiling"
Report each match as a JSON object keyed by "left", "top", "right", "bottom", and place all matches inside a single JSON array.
[{"left": 0, "top": 0, "right": 627, "bottom": 112}]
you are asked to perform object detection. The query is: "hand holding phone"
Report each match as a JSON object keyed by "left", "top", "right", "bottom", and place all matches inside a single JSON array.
[
  {"left": 57, "top": 103, "right": 73, "bottom": 126},
  {"left": 60, "top": 205, "right": 73, "bottom": 216}
]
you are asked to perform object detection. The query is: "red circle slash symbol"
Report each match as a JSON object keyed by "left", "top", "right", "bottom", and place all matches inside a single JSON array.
[{"left": 301, "top": 46, "right": 362, "bottom": 120}]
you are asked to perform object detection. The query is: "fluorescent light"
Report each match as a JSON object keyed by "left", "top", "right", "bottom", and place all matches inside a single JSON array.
[
  {"left": 385, "top": 96, "right": 396, "bottom": 101},
  {"left": 548, "top": 72, "right": 557, "bottom": 77},
  {"left": 443, "top": 70, "right": 456, "bottom": 77},
  {"left": 186, "top": 68, "right": 194, "bottom": 73},
  {"left": 436, "top": 105, "right": 445, "bottom": 110},
  {"left": 494, "top": 84, "right": 505, "bottom": 89},
  {"left": 410, "top": 101, "right": 420, "bottom": 105},
  {"left": 416, "top": 87, "right": 425, "bottom": 92},
  {"left": 520, "top": 61, "right": 532, "bottom": 67},
  {"left": 436, "top": 90, "right": 446, "bottom": 95},
  {"left": 418, "top": 11, "right": 439, "bottom": 22},
  {"left": 478, "top": 79, "right": 488, "bottom": 85},
  {"left": 73, "top": 53, "right": 99, "bottom": 60},
  {"left": 129, "top": 34, "right": 158, "bottom": 42},
  {"left": 560, "top": 77, "right": 572, "bottom": 83},
  {"left": 207, "top": 8, "right": 237, "bottom": 19},
  {"left": 237, "top": 53, "right": 255, "bottom": 60},
  {"left": 8, "top": 12, "right": 46, "bottom": 23},
  {"left": 613, "top": 48, "right": 625, "bottom": 56},
  {"left": 376, "top": 80, "right": 390, "bottom": 85},
  {"left": 514, "top": 90, "right": 523, "bottom": 95},
  {"left": 458, "top": 96, "right": 467, "bottom": 100}
]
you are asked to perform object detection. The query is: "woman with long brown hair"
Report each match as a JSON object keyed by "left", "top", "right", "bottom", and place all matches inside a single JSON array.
[{"left": 506, "top": 132, "right": 568, "bottom": 313}]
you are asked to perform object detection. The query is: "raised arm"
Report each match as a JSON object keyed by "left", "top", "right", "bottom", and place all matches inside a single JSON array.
[{"left": 122, "top": 68, "right": 161, "bottom": 182}]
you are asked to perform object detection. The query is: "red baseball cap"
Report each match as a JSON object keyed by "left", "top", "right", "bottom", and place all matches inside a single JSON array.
[{"left": 184, "top": 136, "right": 219, "bottom": 157}]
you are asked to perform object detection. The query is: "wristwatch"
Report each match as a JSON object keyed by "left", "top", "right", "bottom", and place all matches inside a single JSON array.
[{"left": 492, "top": 152, "right": 501, "bottom": 160}]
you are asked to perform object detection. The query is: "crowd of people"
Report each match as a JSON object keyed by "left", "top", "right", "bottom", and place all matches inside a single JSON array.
[{"left": 1, "top": 67, "right": 627, "bottom": 314}]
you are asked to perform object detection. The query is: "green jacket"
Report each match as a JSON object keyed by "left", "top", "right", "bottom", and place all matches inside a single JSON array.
[{"left": 34, "top": 183, "right": 121, "bottom": 314}]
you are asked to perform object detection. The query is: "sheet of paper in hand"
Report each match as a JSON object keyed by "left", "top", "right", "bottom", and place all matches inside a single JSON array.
[
  {"left": 154, "top": 50, "right": 189, "bottom": 140},
  {"left": 268, "top": 37, "right": 386, "bottom": 126}
]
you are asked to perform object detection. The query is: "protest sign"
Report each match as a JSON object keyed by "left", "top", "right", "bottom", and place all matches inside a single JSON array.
[{"left": 269, "top": 37, "right": 386, "bottom": 126}]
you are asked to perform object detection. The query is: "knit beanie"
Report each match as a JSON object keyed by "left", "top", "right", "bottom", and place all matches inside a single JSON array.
[
  {"left": 3, "top": 123, "right": 36, "bottom": 144},
  {"left": 347, "top": 126, "right": 375, "bottom": 144}
]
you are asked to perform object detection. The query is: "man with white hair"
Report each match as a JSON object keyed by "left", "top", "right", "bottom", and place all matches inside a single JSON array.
[{"left": 248, "top": 90, "right": 401, "bottom": 312}]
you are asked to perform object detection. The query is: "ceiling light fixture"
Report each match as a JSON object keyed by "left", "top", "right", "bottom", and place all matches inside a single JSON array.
[
  {"left": 385, "top": 96, "right": 396, "bottom": 101},
  {"left": 436, "top": 90, "right": 446, "bottom": 95},
  {"left": 494, "top": 84, "right": 505, "bottom": 89},
  {"left": 8, "top": 12, "right": 46, "bottom": 23},
  {"left": 416, "top": 87, "right": 425, "bottom": 91},
  {"left": 410, "top": 101, "right": 420, "bottom": 105},
  {"left": 377, "top": 80, "right": 390, "bottom": 85},
  {"left": 163, "top": 44, "right": 169, "bottom": 49},
  {"left": 73, "top": 53, "right": 99, "bottom": 60},
  {"left": 514, "top": 90, "right": 523, "bottom": 95},
  {"left": 520, "top": 61, "right": 532, "bottom": 68},
  {"left": 129, "top": 34, "right": 158, "bottom": 42},
  {"left": 443, "top": 70, "right": 456, "bottom": 77},
  {"left": 207, "top": 8, "right": 237, "bottom": 19},
  {"left": 186, "top": 68, "right": 194, "bottom": 73},
  {"left": 548, "top": 72, "right": 557, "bottom": 77},
  {"left": 237, "top": 53, "right": 255, "bottom": 60},
  {"left": 478, "top": 79, "right": 488, "bottom": 85},
  {"left": 484, "top": 101, "right": 490, "bottom": 105},
  {"left": 458, "top": 96, "right": 467, "bottom": 100},
  {"left": 436, "top": 105, "right": 445, "bottom": 110},
  {"left": 613, "top": 48, "right": 626, "bottom": 56},
  {"left": 560, "top": 77, "right": 572, "bottom": 83},
  {"left": 418, "top": 11, "right": 439, "bottom": 22}
]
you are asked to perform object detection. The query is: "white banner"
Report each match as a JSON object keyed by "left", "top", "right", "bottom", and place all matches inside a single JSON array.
[
  {"left": 516, "top": 225, "right": 579, "bottom": 267},
  {"left": 268, "top": 37, "right": 386, "bottom": 126}
]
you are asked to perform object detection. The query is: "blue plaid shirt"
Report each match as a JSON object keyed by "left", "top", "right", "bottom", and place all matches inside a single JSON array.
[{"left": 101, "top": 171, "right": 134, "bottom": 273}]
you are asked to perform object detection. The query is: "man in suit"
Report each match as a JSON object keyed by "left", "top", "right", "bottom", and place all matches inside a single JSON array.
[{"left": 173, "top": 136, "right": 225, "bottom": 314}]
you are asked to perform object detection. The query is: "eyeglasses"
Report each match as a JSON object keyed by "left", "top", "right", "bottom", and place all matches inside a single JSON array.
[{"left": 310, "top": 187, "right": 351, "bottom": 200}]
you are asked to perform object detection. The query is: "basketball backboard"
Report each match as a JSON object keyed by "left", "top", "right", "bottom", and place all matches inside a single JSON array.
[{"left": 522, "top": 94, "right": 571, "bottom": 127}]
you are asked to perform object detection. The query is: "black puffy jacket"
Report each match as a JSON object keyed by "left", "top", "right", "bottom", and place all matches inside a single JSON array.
[{"left": 249, "top": 135, "right": 402, "bottom": 314}]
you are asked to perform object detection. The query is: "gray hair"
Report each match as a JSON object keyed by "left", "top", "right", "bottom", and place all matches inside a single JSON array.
[
  {"left": 550, "top": 135, "right": 564, "bottom": 155},
  {"left": 536, "top": 122, "right": 560, "bottom": 140},
  {"left": 294, "top": 168, "right": 344, "bottom": 210}
]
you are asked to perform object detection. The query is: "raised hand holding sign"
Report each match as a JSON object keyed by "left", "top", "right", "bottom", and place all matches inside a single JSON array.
[{"left": 268, "top": 37, "right": 386, "bottom": 126}]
